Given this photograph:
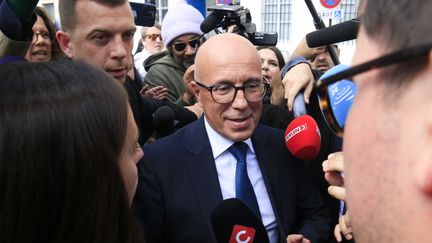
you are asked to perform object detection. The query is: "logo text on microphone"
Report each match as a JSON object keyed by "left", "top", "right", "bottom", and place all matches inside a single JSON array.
[
  {"left": 229, "top": 225, "right": 256, "bottom": 243},
  {"left": 285, "top": 124, "right": 308, "bottom": 142}
]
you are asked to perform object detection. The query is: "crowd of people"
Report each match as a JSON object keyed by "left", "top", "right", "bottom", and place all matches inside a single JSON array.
[{"left": 1, "top": 0, "right": 430, "bottom": 243}]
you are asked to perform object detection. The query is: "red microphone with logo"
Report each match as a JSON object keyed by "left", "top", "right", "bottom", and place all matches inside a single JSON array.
[
  {"left": 211, "top": 198, "right": 269, "bottom": 243},
  {"left": 284, "top": 114, "right": 321, "bottom": 160},
  {"left": 285, "top": 93, "right": 321, "bottom": 160}
]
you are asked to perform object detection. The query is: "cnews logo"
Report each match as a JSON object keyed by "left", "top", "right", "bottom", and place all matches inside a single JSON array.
[
  {"left": 285, "top": 124, "right": 307, "bottom": 142},
  {"left": 229, "top": 225, "right": 256, "bottom": 243}
]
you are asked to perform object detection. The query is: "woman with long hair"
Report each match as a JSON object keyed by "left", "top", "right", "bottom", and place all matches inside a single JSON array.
[
  {"left": 24, "top": 6, "right": 63, "bottom": 62},
  {"left": 0, "top": 59, "right": 144, "bottom": 243},
  {"left": 257, "top": 46, "right": 287, "bottom": 105}
]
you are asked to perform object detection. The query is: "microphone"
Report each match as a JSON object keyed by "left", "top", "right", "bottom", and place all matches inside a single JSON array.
[
  {"left": 287, "top": 92, "right": 321, "bottom": 160},
  {"left": 292, "top": 92, "right": 307, "bottom": 118},
  {"left": 200, "top": 12, "right": 224, "bottom": 33},
  {"left": 284, "top": 115, "right": 321, "bottom": 160},
  {"left": 211, "top": 198, "right": 269, "bottom": 243},
  {"left": 306, "top": 19, "right": 360, "bottom": 48},
  {"left": 153, "top": 106, "right": 178, "bottom": 139},
  {"left": 318, "top": 64, "right": 357, "bottom": 131}
]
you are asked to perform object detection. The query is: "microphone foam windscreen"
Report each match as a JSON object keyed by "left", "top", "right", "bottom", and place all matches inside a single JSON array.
[
  {"left": 284, "top": 115, "right": 321, "bottom": 160},
  {"left": 153, "top": 106, "right": 175, "bottom": 132},
  {"left": 211, "top": 198, "right": 269, "bottom": 243},
  {"left": 306, "top": 19, "right": 359, "bottom": 47},
  {"left": 200, "top": 12, "right": 224, "bottom": 33}
]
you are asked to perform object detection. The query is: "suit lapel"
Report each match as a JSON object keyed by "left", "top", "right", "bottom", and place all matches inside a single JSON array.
[
  {"left": 182, "top": 118, "right": 223, "bottom": 239},
  {"left": 252, "top": 125, "right": 287, "bottom": 239}
]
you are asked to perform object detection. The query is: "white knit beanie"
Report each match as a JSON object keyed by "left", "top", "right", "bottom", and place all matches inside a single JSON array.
[{"left": 161, "top": 2, "right": 204, "bottom": 46}]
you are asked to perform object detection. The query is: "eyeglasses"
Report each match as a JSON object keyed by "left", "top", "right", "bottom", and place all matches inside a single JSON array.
[
  {"left": 316, "top": 41, "right": 432, "bottom": 137},
  {"left": 195, "top": 80, "right": 269, "bottom": 104},
  {"left": 145, "top": 34, "right": 162, "bottom": 41},
  {"left": 172, "top": 37, "right": 202, "bottom": 52},
  {"left": 32, "top": 31, "right": 54, "bottom": 44}
]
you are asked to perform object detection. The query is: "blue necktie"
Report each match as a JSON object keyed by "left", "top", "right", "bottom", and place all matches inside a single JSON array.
[{"left": 228, "top": 142, "right": 261, "bottom": 219}]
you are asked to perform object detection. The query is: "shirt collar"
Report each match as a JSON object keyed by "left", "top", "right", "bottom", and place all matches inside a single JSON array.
[{"left": 204, "top": 116, "right": 254, "bottom": 159}]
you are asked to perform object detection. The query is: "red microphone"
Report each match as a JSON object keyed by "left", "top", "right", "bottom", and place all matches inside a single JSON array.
[{"left": 284, "top": 115, "right": 321, "bottom": 160}]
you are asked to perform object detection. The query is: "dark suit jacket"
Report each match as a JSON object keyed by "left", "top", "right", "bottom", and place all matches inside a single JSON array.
[{"left": 134, "top": 117, "right": 331, "bottom": 243}]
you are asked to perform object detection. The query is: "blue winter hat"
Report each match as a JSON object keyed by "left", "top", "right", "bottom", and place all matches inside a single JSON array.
[{"left": 161, "top": 1, "right": 204, "bottom": 46}]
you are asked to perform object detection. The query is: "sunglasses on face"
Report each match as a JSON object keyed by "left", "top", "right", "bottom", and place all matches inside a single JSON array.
[
  {"left": 172, "top": 37, "right": 202, "bottom": 52},
  {"left": 316, "top": 41, "right": 432, "bottom": 137},
  {"left": 145, "top": 34, "right": 162, "bottom": 41}
]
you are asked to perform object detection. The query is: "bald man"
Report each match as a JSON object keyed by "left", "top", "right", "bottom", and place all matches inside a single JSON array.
[{"left": 134, "top": 33, "right": 331, "bottom": 243}]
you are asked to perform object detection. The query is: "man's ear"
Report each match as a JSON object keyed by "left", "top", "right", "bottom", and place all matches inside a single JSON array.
[
  {"left": 190, "top": 81, "right": 201, "bottom": 105},
  {"left": 56, "top": 31, "right": 74, "bottom": 59},
  {"left": 413, "top": 156, "right": 432, "bottom": 196},
  {"left": 413, "top": 89, "right": 432, "bottom": 195}
]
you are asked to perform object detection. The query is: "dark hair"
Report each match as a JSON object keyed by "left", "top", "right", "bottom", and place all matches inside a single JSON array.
[
  {"left": 34, "top": 6, "right": 64, "bottom": 60},
  {"left": 0, "top": 59, "right": 144, "bottom": 243},
  {"left": 59, "top": 0, "right": 127, "bottom": 32},
  {"left": 256, "top": 46, "right": 286, "bottom": 69},
  {"left": 362, "top": 0, "right": 431, "bottom": 86}
]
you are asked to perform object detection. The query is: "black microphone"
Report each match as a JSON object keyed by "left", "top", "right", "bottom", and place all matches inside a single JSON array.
[
  {"left": 153, "top": 106, "right": 177, "bottom": 139},
  {"left": 211, "top": 198, "right": 269, "bottom": 243},
  {"left": 200, "top": 12, "right": 224, "bottom": 33},
  {"left": 306, "top": 19, "right": 360, "bottom": 48}
]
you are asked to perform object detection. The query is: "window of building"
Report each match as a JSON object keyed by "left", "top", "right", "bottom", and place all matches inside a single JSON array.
[
  {"left": 152, "top": 0, "right": 168, "bottom": 23},
  {"left": 42, "top": 3, "right": 55, "bottom": 20},
  {"left": 263, "top": 0, "right": 292, "bottom": 43},
  {"left": 337, "top": 0, "right": 359, "bottom": 45}
]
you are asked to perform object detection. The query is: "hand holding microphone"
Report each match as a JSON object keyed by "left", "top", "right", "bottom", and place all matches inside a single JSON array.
[{"left": 284, "top": 91, "right": 321, "bottom": 160}]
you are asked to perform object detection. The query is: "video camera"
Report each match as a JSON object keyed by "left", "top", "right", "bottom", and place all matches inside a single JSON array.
[
  {"left": 129, "top": 2, "right": 157, "bottom": 27},
  {"left": 200, "top": 3, "right": 278, "bottom": 46}
]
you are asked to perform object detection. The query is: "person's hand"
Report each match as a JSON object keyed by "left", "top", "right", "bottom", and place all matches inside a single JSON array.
[
  {"left": 282, "top": 63, "right": 314, "bottom": 111},
  {"left": 290, "top": 37, "right": 326, "bottom": 61},
  {"left": 286, "top": 234, "right": 311, "bottom": 243},
  {"left": 140, "top": 85, "right": 168, "bottom": 100},
  {"left": 334, "top": 212, "right": 353, "bottom": 242},
  {"left": 182, "top": 65, "right": 196, "bottom": 104},
  {"left": 185, "top": 102, "right": 203, "bottom": 118},
  {"left": 322, "top": 152, "right": 345, "bottom": 201}
]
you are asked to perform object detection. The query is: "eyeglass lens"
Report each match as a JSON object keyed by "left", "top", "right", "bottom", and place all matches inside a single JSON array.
[
  {"left": 211, "top": 82, "right": 267, "bottom": 104},
  {"left": 318, "top": 79, "right": 356, "bottom": 136},
  {"left": 32, "top": 32, "right": 52, "bottom": 43},
  {"left": 173, "top": 38, "right": 200, "bottom": 52},
  {"left": 146, "top": 34, "right": 162, "bottom": 41}
]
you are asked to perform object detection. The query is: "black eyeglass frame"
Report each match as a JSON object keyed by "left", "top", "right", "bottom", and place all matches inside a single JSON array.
[
  {"left": 315, "top": 41, "right": 432, "bottom": 137},
  {"left": 194, "top": 80, "right": 270, "bottom": 104},
  {"left": 172, "top": 35, "right": 205, "bottom": 52}
]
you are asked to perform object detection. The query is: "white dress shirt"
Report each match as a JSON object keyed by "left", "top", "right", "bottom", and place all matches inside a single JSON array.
[{"left": 204, "top": 118, "right": 279, "bottom": 243}]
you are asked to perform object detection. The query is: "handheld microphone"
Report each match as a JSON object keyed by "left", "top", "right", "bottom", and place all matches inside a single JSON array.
[
  {"left": 200, "top": 12, "right": 224, "bottom": 33},
  {"left": 153, "top": 106, "right": 178, "bottom": 139},
  {"left": 319, "top": 64, "right": 357, "bottom": 131},
  {"left": 284, "top": 115, "right": 321, "bottom": 160},
  {"left": 293, "top": 92, "right": 307, "bottom": 118},
  {"left": 211, "top": 198, "right": 269, "bottom": 243},
  {"left": 306, "top": 19, "right": 360, "bottom": 48}
]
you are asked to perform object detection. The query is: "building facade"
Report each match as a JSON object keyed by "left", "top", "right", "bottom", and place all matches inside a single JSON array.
[{"left": 38, "top": 0, "right": 358, "bottom": 63}]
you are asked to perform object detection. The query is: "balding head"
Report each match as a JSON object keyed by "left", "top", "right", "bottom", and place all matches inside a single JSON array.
[
  {"left": 195, "top": 33, "right": 261, "bottom": 83},
  {"left": 192, "top": 33, "right": 264, "bottom": 142}
]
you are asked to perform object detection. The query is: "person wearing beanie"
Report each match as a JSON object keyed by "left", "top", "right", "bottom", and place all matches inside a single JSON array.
[{"left": 143, "top": 1, "right": 204, "bottom": 107}]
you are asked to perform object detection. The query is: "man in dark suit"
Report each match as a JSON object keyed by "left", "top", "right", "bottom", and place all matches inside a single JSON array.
[{"left": 134, "top": 33, "right": 331, "bottom": 243}]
